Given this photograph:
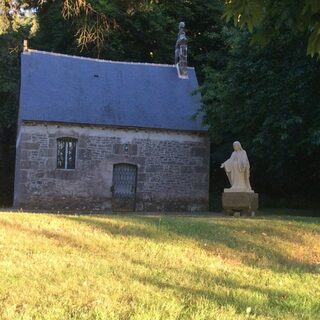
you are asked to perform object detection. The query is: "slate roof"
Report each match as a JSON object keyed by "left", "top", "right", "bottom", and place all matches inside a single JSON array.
[{"left": 19, "top": 50, "right": 206, "bottom": 132}]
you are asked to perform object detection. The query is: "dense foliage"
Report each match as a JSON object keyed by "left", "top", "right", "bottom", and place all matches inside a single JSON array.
[
  {"left": 201, "top": 29, "right": 320, "bottom": 207},
  {"left": 224, "top": 0, "right": 320, "bottom": 57},
  {"left": 0, "top": 8, "right": 37, "bottom": 143},
  {"left": 0, "top": 0, "right": 319, "bottom": 208}
]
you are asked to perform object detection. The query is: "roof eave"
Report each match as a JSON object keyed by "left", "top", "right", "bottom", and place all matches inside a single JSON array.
[{"left": 20, "top": 119, "right": 208, "bottom": 134}]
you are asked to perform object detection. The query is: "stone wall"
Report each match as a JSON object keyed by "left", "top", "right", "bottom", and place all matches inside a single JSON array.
[{"left": 14, "top": 122, "right": 210, "bottom": 212}]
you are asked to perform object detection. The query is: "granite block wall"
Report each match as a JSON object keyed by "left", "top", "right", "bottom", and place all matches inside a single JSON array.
[{"left": 14, "top": 122, "right": 210, "bottom": 212}]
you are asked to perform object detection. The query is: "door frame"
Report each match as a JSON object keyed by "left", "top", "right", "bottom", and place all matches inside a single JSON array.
[{"left": 111, "top": 163, "right": 138, "bottom": 212}]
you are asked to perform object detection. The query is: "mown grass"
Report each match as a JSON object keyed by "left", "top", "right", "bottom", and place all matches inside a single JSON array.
[{"left": 0, "top": 212, "right": 319, "bottom": 320}]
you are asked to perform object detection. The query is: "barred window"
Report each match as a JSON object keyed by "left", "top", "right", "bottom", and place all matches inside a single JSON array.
[{"left": 57, "top": 138, "right": 77, "bottom": 169}]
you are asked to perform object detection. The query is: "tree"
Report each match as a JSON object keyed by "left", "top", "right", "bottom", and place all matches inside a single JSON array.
[
  {"left": 0, "top": 10, "right": 37, "bottom": 205},
  {"left": 31, "top": 0, "right": 226, "bottom": 74},
  {"left": 0, "top": 9, "right": 37, "bottom": 142},
  {"left": 224, "top": 0, "right": 320, "bottom": 57},
  {"left": 200, "top": 28, "right": 320, "bottom": 206},
  {"left": 0, "top": 0, "right": 150, "bottom": 54}
]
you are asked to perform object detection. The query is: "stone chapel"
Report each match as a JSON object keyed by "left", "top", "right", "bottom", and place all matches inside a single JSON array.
[{"left": 14, "top": 23, "right": 210, "bottom": 212}]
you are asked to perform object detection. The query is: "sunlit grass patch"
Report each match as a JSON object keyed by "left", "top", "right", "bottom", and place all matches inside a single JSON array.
[{"left": 0, "top": 212, "right": 319, "bottom": 319}]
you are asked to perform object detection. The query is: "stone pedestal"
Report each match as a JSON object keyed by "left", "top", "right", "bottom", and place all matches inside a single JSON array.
[{"left": 222, "top": 192, "right": 259, "bottom": 216}]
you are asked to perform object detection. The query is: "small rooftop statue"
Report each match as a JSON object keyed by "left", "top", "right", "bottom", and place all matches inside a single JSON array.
[
  {"left": 175, "top": 22, "right": 187, "bottom": 55},
  {"left": 175, "top": 22, "right": 188, "bottom": 79}
]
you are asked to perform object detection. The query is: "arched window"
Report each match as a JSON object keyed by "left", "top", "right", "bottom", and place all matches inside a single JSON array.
[{"left": 57, "top": 138, "right": 77, "bottom": 169}]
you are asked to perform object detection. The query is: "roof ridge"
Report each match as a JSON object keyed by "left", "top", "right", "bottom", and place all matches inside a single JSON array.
[{"left": 24, "top": 49, "right": 196, "bottom": 69}]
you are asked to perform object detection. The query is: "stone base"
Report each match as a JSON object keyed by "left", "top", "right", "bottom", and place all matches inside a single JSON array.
[{"left": 222, "top": 192, "right": 259, "bottom": 215}]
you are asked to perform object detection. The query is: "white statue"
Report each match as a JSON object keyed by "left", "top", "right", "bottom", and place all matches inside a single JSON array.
[{"left": 221, "top": 141, "right": 253, "bottom": 193}]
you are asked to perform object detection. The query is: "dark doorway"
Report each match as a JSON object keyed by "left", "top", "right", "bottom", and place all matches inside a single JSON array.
[
  {"left": 112, "top": 163, "right": 137, "bottom": 212},
  {"left": 0, "top": 144, "right": 15, "bottom": 207}
]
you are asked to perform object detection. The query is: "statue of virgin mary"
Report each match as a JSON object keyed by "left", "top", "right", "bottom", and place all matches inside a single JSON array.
[{"left": 221, "top": 141, "right": 253, "bottom": 193}]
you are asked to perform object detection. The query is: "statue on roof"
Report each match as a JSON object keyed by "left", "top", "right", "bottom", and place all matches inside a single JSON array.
[{"left": 175, "top": 22, "right": 188, "bottom": 78}]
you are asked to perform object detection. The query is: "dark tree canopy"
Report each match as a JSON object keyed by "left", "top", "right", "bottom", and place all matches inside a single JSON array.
[
  {"left": 224, "top": 0, "right": 320, "bottom": 57},
  {"left": 200, "top": 29, "right": 320, "bottom": 206}
]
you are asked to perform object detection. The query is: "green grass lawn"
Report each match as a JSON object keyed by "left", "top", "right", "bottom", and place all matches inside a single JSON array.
[{"left": 0, "top": 212, "right": 319, "bottom": 320}]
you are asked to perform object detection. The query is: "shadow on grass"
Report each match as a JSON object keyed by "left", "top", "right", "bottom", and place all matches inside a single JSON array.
[
  {"left": 0, "top": 217, "right": 98, "bottom": 252},
  {"left": 1, "top": 214, "right": 319, "bottom": 318},
  {"left": 0, "top": 216, "right": 320, "bottom": 319},
  {"left": 1, "top": 213, "right": 318, "bottom": 274},
  {"left": 65, "top": 215, "right": 161, "bottom": 239},
  {"left": 60, "top": 215, "right": 320, "bottom": 273},
  {"left": 130, "top": 264, "right": 319, "bottom": 319},
  {"left": 138, "top": 216, "right": 320, "bottom": 273}
]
